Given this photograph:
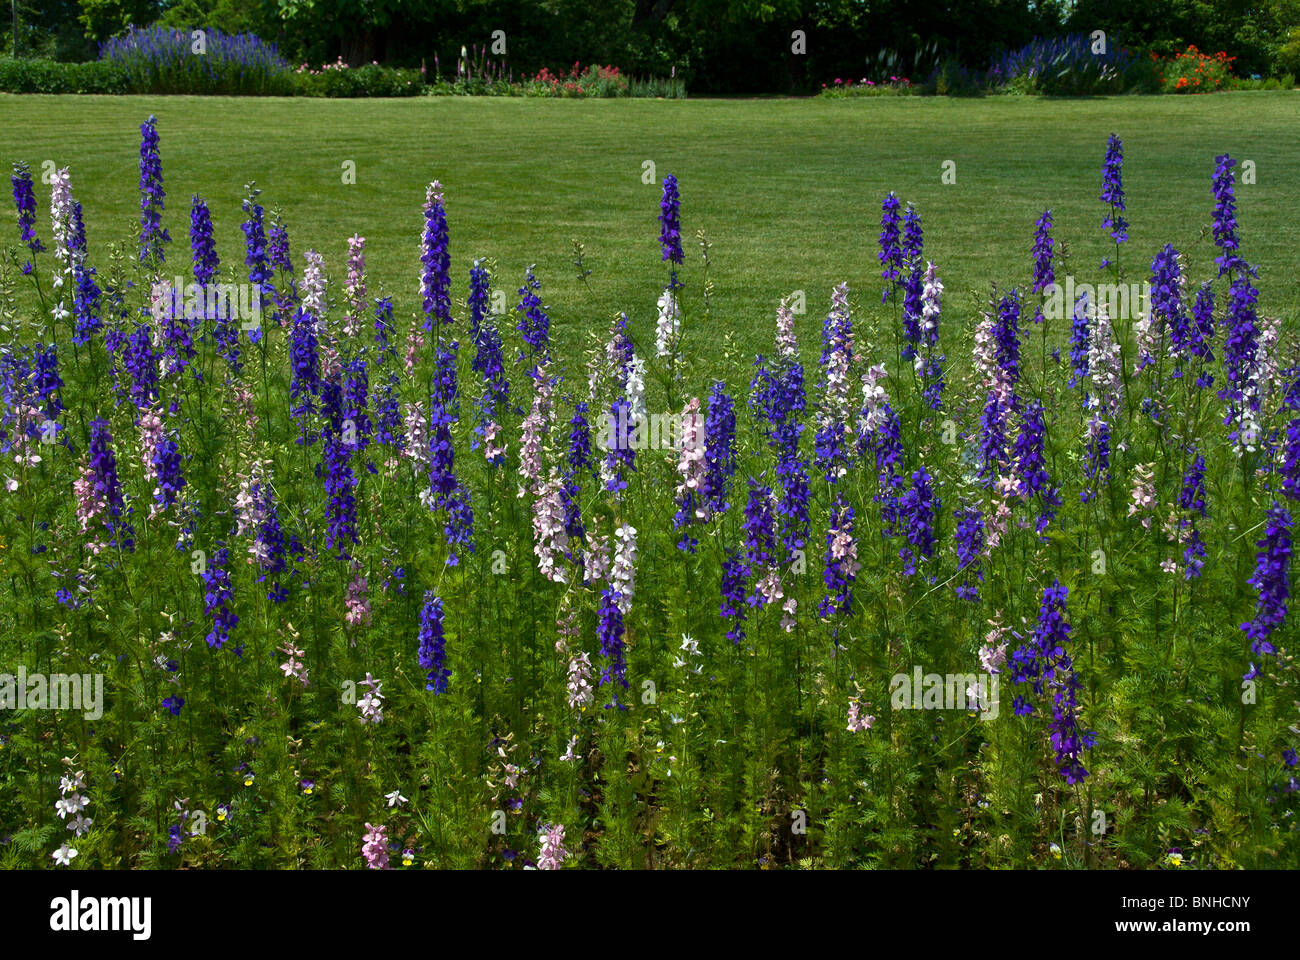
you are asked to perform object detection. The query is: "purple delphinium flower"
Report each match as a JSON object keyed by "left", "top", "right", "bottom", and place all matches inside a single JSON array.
[
  {"left": 1031, "top": 209, "right": 1054, "bottom": 297},
  {"left": 344, "top": 357, "right": 372, "bottom": 454},
  {"left": 1212, "top": 154, "right": 1247, "bottom": 278},
  {"left": 202, "top": 546, "right": 238, "bottom": 650},
  {"left": 1282, "top": 417, "right": 1300, "bottom": 503},
  {"left": 1009, "top": 580, "right": 1094, "bottom": 784},
  {"left": 603, "top": 397, "right": 635, "bottom": 494},
  {"left": 1191, "top": 282, "right": 1216, "bottom": 390},
  {"left": 1012, "top": 400, "right": 1060, "bottom": 535},
  {"left": 1178, "top": 452, "right": 1208, "bottom": 580},
  {"left": 151, "top": 434, "right": 185, "bottom": 512},
  {"left": 417, "top": 591, "right": 451, "bottom": 693},
  {"left": 1081, "top": 415, "right": 1111, "bottom": 504},
  {"left": 900, "top": 205, "right": 924, "bottom": 359},
  {"left": 659, "top": 173, "right": 683, "bottom": 289},
  {"left": 597, "top": 587, "right": 628, "bottom": 709},
  {"left": 720, "top": 548, "right": 751, "bottom": 643},
  {"left": 162, "top": 696, "right": 184, "bottom": 717},
  {"left": 1067, "top": 291, "right": 1090, "bottom": 390},
  {"left": 88, "top": 419, "right": 133, "bottom": 551},
  {"left": 703, "top": 381, "right": 737, "bottom": 515},
  {"left": 123, "top": 323, "right": 160, "bottom": 411},
  {"left": 289, "top": 307, "right": 320, "bottom": 441},
  {"left": 267, "top": 212, "right": 298, "bottom": 327},
  {"left": 421, "top": 181, "right": 452, "bottom": 332},
  {"left": 878, "top": 192, "right": 903, "bottom": 303},
  {"left": 515, "top": 266, "right": 551, "bottom": 369},
  {"left": 1100, "top": 133, "right": 1128, "bottom": 246},
  {"left": 468, "top": 259, "right": 491, "bottom": 341},
  {"left": 897, "top": 467, "right": 938, "bottom": 576},
  {"left": 138, "top": 116, "right": 170, "bottom": 263},
  {"left": 818, "top": 496, "right": 861, "bottom": 620},
  {"left": 1241, "top": 503, "right": 1291, "bottom": 665},
  {"left": 743, "top": 478, "right": 778, "bottom": 577},
  {"left": 1149, "top": 244, "right": 1191, "bottom": 365},
  {"left": 953, "top": 504, "right": 984, "bottom": 600},
  {"left": 11, "top": 161, "right": 44, "bottom": 263},
  {"left": 240, "top": 185, "right": 271, "bottom": 345},
  {"left": 253, "top": 483, "right": 289, "bottom": 602},
  {"left": 1220, "top": 272, "right": 1259, "bottom": 414},
  {"left": 190, "top": 196, "right": 219, "bottom": 287}
]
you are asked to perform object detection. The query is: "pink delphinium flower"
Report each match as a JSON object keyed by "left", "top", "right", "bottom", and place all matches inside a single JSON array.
[
  {"left": 566, "top": 651, "right": 594, "bottom": 709},
  {"left": 536, "top": 823, "right": 568, "bottom": 869},
  {"left": 279, "top": 641, "right": 308, "bottom": 686},
  {"left": 846, "top": 699, "right": 875, "bottom": 732},
  {"left": 361, "top": 822, "right": 389, "bottom": 869},
  {"left": 345, "top": 572, "right": 371, "bottom": 629},
  {"left": 532, "top": 471, "right": 569, "bottom": 583},
  {"left": 518, "top": 362, "right": 553, "bottom": 497},
  {"left": 343, "top": 234, "right": 367, "bottom": 337},
  {"left": 357, "top": 673, "right": 385, "bottom": 724},
  {"left": 775, "top": 293, "right": 799, "bottom": 359}
]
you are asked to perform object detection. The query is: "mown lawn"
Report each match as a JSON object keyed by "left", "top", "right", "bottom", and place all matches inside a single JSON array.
[{"left": 2, "top": 91, "right": 1296, "bottom": 368}]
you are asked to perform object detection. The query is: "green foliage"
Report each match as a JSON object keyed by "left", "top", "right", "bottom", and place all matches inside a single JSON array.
[{"left": 0, "top": 55, "right": 130, "bottom": 92}]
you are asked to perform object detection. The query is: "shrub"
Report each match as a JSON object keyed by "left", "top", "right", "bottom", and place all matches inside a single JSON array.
[
  {"left": 292, "top": 59, "right": 423, "bottom": 98},
  {"left": 0, "top": 57, "right": 130, "bottom": 94},
  {"left": 1153, "top": 45, "right": 1235, "bottom": 93}
]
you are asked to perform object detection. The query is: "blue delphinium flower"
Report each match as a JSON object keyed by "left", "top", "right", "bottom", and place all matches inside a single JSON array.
[
  {"left": 88, "top": 419, "right": 134, "bottom": 552},
  {"left": 253, "top": 482, "right": 289, "bottom": 603},
  {"left": 1031, "top": 209, "right": 1054, "bottom": 297},
  {"left": 742, "top": 477, "right": 778, "bottom": 592},
  {"left": 267, "top": 212, "right": 298, "bottom": 326},
  {"left": 1067, "top": 291, "right": 1090, "bottom": 390},
  {"left": 515, "top": 266, "right": 551, "bottom": 369},
  {"left": 898, "top": 467, "right": 938, "bottom": 576},
  {"left": 1081, "top": 415, "right": 1110, "bottom": 504},
  {"left": 190, "top": 196, "right": 219, "bottom": 287},
  {"left": 1241, "top": 503, "right": 1291, "bottom": 667},
  {"left": 900, "top": 205, "right": 924, "bottom": 358},
  {"left": 1178, "top": 452, "right": 1208, "bottom": 580},
  {"left": 344, "top": 357, "right": 372, "bottom": 455},
  {"left": 240, "top": 185, "right": 271, "bottom": 345},
  {"left": 417, "top": 591, "right": 451, "bottom": 694},
  {"left": 138, "top": 116, "right": 170, "bottom": 263},
  {"left": 1212, "top": 154, "right": 1247, "bottom": 278},
  {"left": 202, "top": 546, "right": 238, "bottom": 650},
  {"left": 421, "top": 181, "right": 452, "bottom": 331},
  {"left": 123, "top": 323, "right": 160, "bottom": 411},
  {"left": 703, "top": 381, "right": 737, "bottom": 515},
  {"left": 818, "top": 496, "right": 859, "bottom": 621},
  {"left": 1220, "top": 272, "right": 1259, "bottom": 416},
  {"left": 151, "top": 434, "right": 185, "bottom": 512},
  {"left": 162, "top": 696, "right": 184, "bottom": 717},
  {"left": 468, "top": 259, "right": 491, "bottom": 341},
  {"left": 597, "top": 587, "right": 628, "bottom": 709},
  {"left": 953, "top": 504, "right": 984, "bottom": 600},
  {"left": 1012, "top": 400, "right": 1060, "bottom": 535},
  {"left": 289, "top": 308, "right": 320, "bottom": 441},
  {"left": 878, "top": 192, "right": 903, "bottom": 303},
  {"left": 1100, "top": 133, "right": 1128, "bottom": 247},
  {"left": 659, "top": 173, "right": 683, "bottom": 289},
  {"left": 720, "top": 548, "right": 751, "bottom": 643},
  {"left": 1149, "top": 244, "right": 1191, "bottom": 367},
  {"left": 11, "top": 161, "right": 44, "bottom": 267},
  {"left": 1009, "top": 580, "right": 1094, "bottom": 783}
]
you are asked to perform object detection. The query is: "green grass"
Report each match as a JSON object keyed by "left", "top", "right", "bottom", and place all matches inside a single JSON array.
[{"left": 2, "top": 92, "right": 1297, "bottom": 367}]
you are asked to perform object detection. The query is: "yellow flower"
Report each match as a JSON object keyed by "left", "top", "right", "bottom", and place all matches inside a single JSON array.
[
  {"left": 243, "top": 776, "right": 254, "bottom": 787},
  {"left": 1049, "top": 842, "right": 1062, "bottom": 860}
]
